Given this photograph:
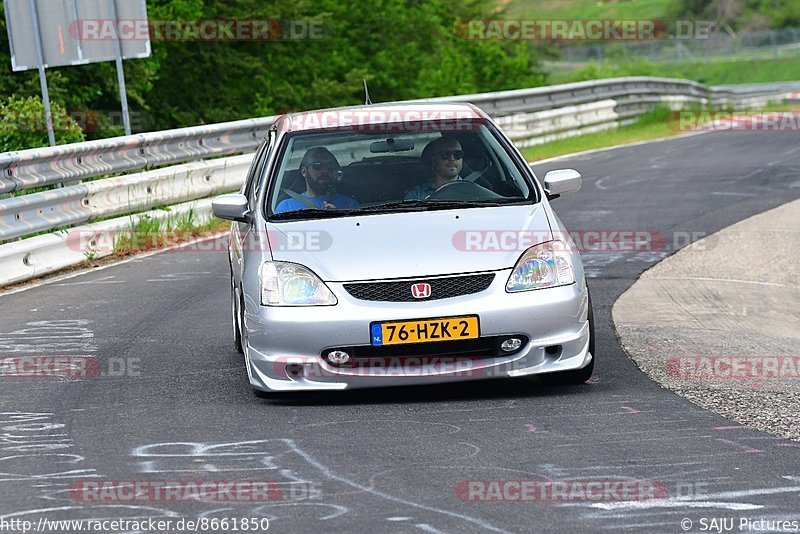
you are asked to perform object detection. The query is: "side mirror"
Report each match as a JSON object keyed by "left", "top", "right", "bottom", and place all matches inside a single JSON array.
[
  {"left": 543, "top": 169, "right": 582, "bottom": 200},
  {"left": 212, "top": 193, "right": 251, "bottom": 223}
]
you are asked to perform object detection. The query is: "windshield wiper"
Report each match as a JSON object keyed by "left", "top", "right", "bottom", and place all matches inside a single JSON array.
[
  {"left": 352, "top": 199, "right": 504, "bottom": 213},
  {"left": 270, "top": 208, "right": 357, "bottom": 220},
  {"left": 271, "top": 199, "right": 511, "bottom": 219}
]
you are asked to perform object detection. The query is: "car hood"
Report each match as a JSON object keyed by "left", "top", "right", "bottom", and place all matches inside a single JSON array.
[{"left": 265, "top": 204, "right": 553, "bottom": 282}]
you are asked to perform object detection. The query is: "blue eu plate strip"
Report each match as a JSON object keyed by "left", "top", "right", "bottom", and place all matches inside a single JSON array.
[{"left": 371, "top": 324, "right": 383, "bottom": 346}]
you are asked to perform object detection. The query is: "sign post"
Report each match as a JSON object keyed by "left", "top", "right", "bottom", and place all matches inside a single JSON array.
[
  {"left": 4, "top": 0, "right": 151, "bottom": 142},
  {"left": 107, "top": 0, "right": 131, "bottom": 135},
  {"left": 26, "top": 0, "right": 54, "bottom": 145}
]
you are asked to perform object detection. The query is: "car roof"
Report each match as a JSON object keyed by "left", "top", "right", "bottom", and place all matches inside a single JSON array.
[{"left": 275, "top": 102, "right": 488, "bottom": 133}]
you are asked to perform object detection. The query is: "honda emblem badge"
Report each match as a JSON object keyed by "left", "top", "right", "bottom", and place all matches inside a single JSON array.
[{"left": 411, "top": 283, "right": 432, "bottom": 299}]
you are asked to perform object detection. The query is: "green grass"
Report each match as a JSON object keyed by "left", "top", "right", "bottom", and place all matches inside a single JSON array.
[
  {"left": 114, "top": 208, "right": 228, "bottom": 254},
  {"left": 655, "top": 57, "right": 800, "bottom": 85},
  {"left": 522, "top": 105, "right": 676, "bottom": 161},
  {"left": 523, "top": 102, "right": 799, "bottom": 161},
  {"left": 507, "top": 0, "right": 673, "bottom": 20},
  {"left": 547, "top": 57, "right": 800, "bottom": 86},
  {"left": 512, "top": 0, "right": 800, "bottom": 87}
]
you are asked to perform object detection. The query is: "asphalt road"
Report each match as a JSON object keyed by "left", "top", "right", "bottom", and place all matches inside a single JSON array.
[{"left": 1, "top": 130, "right": 799, "bottom": 533}]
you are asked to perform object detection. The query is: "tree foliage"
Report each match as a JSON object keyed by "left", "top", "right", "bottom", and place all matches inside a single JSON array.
[
  {"left": 0, "top": 0, "right": 545, "bottom": 146},
  {"left": 670, "top": 0, "right": 800, "bottom": 31},
  {"left": 0, "top": 96, "right": 84, "bottom": 151}
]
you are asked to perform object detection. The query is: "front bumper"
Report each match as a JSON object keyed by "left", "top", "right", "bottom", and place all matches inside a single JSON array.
[{"left": 242, "top": 270, "right": 591, "bottom": 392}]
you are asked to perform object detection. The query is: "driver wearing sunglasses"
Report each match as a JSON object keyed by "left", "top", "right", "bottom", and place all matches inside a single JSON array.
[
  {"left": 275, "top": 147, "right": 358, "bottom": 213},
  {"left": 404, "top": 136, "right": 464, "bottom": 200}
]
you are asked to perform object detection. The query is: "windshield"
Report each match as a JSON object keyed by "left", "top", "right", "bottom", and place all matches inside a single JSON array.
[{"left": 265, "top": 121, "right": 535, "bottom": 220}]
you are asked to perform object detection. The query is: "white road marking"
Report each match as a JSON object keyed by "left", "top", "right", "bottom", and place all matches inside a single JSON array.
[
  {"left": 710, "top": 191, "right": 757, "bottom": 197},
  {"left": 251, "top": 502, "right": 348, "bottom": 521},
  {"left": 595, "top": 177, "right": 612, "bottom": 190},
  {"left": 589, "top": 484, "right": 800, "bottom": 511},
  {"left": 146, "top": 271, "right": 213, "bottom": 283},
  {"left": 650, "top": 276, "right": 790, "bottom": 288},
  {"left": 741, "top": 170, "right": 763, "bottom": 180},
  {"left": 0, "top": 320, "right": 96, "bottom": 354},
  {"left": 55, "top": 275, "right": 123, "bottom": 286},
  {"left": 416, "top": 523, "right": 446, "bottom": 533},
  {"left": 285, "top": 439, "right": 509, "bottom": 533}
]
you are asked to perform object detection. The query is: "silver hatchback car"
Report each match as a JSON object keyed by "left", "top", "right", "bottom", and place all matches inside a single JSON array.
[{"left": 212, "top": 103, "right": 594, "bottom": 394}]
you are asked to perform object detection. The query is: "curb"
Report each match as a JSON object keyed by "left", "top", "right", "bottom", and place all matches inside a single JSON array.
[{"left": 613, "top": 199, "right": 800, "bottom": 442}]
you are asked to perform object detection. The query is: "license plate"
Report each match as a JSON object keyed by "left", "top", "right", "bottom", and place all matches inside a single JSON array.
[{"left": 370, "top": 315, "right": 480, "bottom": 346}]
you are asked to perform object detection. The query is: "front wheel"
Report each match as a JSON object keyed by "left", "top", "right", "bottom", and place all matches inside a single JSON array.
[{"left": 539, "top": 291, "right": 595, "bottom": 385}]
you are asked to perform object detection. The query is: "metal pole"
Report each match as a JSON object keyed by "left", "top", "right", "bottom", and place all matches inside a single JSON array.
[
  {"left": 115, "top": 57, "right": 131, "bottom": 135},
  {"left": 108, "top": 0, "right": 131, "bottom": 135},
  {"left": 795, "top": 29, "right": 800, "bottom": 57},
  {"left": 27, "top": 0, "right": 55, "bottom": 146},
  {"left": 770, "top": 30, "right": 778, "bottom": 59}
]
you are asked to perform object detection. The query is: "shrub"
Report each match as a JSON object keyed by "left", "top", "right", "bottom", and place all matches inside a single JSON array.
[{"left": 0, "top": 96, "right": 85, "bottom": 151}]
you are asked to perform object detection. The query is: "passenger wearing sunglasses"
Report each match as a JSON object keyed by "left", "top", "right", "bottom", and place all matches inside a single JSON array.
[
  {"left": 275, "top": 147, "right": 358, "bottom": 213},
  {"left": 404, "top": 136, "right": 465, "bottom": 200}
]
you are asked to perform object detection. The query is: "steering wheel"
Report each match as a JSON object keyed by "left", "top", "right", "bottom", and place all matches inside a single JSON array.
[{"left": 427, "top": 180, "right": 503, "bottom": 201}]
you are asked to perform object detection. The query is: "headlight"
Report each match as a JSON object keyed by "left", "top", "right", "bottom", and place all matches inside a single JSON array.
[
  {"left": 506, "top": 240, "right": 575, "bottom": 292},
  {"left": 259, "top": 262, "right": 337, "bottom": 306}
]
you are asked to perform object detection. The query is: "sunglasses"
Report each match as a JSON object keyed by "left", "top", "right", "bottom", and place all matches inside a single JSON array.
[
  {"left": 308, "top": 161, "right": 339, "bottom": 171},
  {"left": 435, "top": 150, "right": 464, "bottom": 161}
]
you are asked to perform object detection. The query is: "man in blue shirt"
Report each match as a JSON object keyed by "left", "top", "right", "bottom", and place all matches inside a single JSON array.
[{"left": 275, "top": 147, "right": 358, "bottom": 213}]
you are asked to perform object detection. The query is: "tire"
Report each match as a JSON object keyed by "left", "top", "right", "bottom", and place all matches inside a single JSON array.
[
  {"left": 231, "top": 276, "right": 244, "bottom": 354},
  {"left": 539, "top": 291, "right": 595, "bottom": 385}
]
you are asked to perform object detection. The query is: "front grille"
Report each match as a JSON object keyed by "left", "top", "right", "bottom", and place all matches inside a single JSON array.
[
  {"left": 343, "top": 273, "right": 495, "bottom": 302},
  {"left": 322, "top": 335, "right": 528, "bottom": 367}
]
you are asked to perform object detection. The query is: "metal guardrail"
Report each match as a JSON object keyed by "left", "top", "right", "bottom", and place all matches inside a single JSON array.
[
  {"left": 0, "top": 76, "right": 795, "bottom": 288},
  {"left": 420, "top": 76, "right": 707, "bottom": 113},
  {"left": 1, "top": 77, "right": 792, "bottom": 197},
  {"left": 0, "top": 117, "right": 272, "bottom": 194},
  {"left": 418, "top": 76, "right": 784, "bottom": 114},
  {"left": 0, "top": 186, "right": 91, "bottom": 241},
  {"left": 495, "top": 100, "right": 619, "bottom": 147},
  {"left": 0, "top": 155, "right": 251, "bottom": 241},
  {"left": 0, "top": 198, "right": 215, "bottom": 288}
]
